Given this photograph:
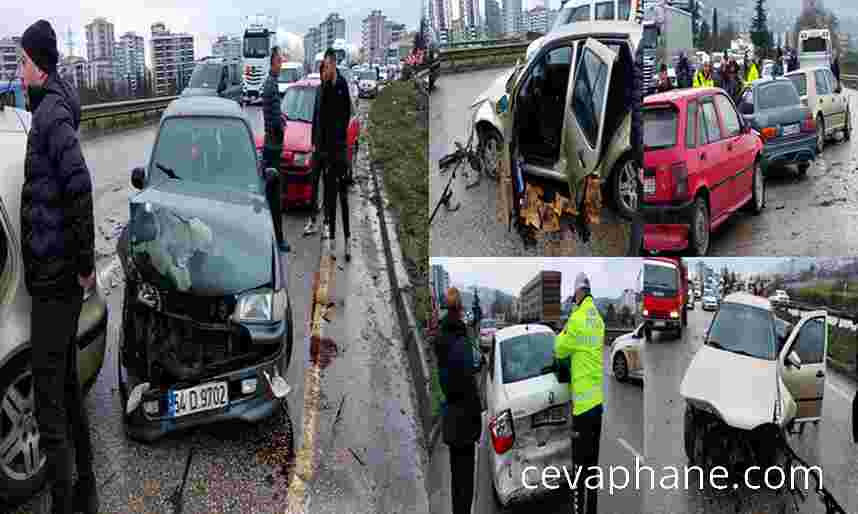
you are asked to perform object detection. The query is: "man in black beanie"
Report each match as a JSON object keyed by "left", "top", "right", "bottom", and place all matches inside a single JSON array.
[{"left": 19, "top": 19, "right": 99, "bottom": 514}]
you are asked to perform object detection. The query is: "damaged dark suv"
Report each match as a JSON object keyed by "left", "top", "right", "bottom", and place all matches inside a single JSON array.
[{"left": 117, "top": 96, "right": 293, "bottom": 442}]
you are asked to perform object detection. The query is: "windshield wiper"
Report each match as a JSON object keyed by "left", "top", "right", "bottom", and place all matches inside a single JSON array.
[{"left": 156, "top": 162, "right": 181, "bottom": 180}]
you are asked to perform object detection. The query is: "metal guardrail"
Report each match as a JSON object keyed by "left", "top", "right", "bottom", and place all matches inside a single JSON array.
[
  {"left": 438, "top": 41, "right": 530, "bottom": 72},
  {"left": 841, "top": 73, "right": 858, "bottom": 85},
  {"left": 79, "top": 95, "right": 179, "bottom": 125}
]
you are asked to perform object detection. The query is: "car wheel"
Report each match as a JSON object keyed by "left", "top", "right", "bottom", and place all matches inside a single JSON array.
[
  {"left": 612, "top": 157, "right": 639, "bottom": 219},
  {"left": 751, "top": 159, "right": 765, "bottom": 213},
  {"left": 613, "top": 352, "right": 629, "bottom": 382},
  {"left": 479, "top": 129, "right": 502, "bottom": 180},
  {"left": 0, "top": 354, "right": 48, "bottom": 503},
  {"left": 689, "top": 196, "right": 710, "bottom": 256},
  {"left": 844, "top": 108, "right": 851, "bottom": 141},
  {"left": 816, "top": 115, "right": 825, "bottom": 153},
  {"left": 684, "top": 406, "right": 696, "bottom": 464},
  {"left": 797, "top": 162, "right": 810, "bottom": 176},
  {"left": 644, "top": 324, "right": 652, "bottom": 342}
]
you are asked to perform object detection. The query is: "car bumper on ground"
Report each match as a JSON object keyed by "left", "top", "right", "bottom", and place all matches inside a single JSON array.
[
  {"left": 639, "top": 198, "right": 696, "bottom": 252},
  {"left": 492, "top": 436, "right": 573, "bottom": 506},
  {"left": 760, "top": 136, "right": 816, "bottom": 172}
]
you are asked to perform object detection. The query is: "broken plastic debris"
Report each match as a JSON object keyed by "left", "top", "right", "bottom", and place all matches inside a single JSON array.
[{"left": 126, "top": 382, "right": 151, "bottom": 414}]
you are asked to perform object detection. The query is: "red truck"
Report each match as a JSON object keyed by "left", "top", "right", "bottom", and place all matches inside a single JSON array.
[{"left": 637, "top": 257, "right": 688, "bottom": 340}]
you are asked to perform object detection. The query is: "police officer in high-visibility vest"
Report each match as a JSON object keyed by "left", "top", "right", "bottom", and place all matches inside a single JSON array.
[
  {"left": 693, "top": 56, "right": 715, "bottom": 88},
  {"left": 554, "top": 272, "right": 605, "bottom": 514}
]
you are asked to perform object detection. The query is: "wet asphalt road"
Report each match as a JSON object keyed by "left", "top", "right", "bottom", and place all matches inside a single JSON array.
[
  {"left": 642, "top": 304, "right": 858, "bottom": 514},
  {"left": 429, "top": 68, "right": 858, "bottom": 256},
  {"left": 7, "top": 99, "right": 429, "bottom": 513},
  {"left": 468, "top": 344, "right": 644, "bottom": 514}
]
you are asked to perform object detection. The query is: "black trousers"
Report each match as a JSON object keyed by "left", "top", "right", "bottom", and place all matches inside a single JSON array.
[
  {"left": 263, "top": 140, "right": 284, "bottom": 247},
  {"left": 448, "top": 443, "right": 475, "bottom": 514},
  {"left": 31, "top": 291, "right": 95, "bottom": 514},
  {"left": 572, "top": 403, "right": 603, "bottom": 514},
  {"left": 311, "top": 158, "right": 323, "bottom": 221},
  {"left": 319, "top": 149, "right": 350, "bottom": 241}
]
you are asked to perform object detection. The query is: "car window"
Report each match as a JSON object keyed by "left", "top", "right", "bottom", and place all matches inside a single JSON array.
[
  {"left": 757, "top": 82, "right": 801, "bottom": 110},
  {"left": 791, "top": 317, "right": 826, "bottom": 364},
  {"left": 701, "top": 100, "right": 722, "bottom": 142},
  {"left": 814, "top": 70, "right": 830, "bottom": 94},
  {"left": 501, "top": 332, "right": 556, "bottom": 384},
  {"left": 787, "top": 73, "right": 807, "bottom": 96},
  {"left": 572, "top": 47, "right": 609, "bottom": 149},
  {"left": 697, "top": 102, "right": 708, "bottom": 146},
  {"left": 618, "top": 0, "right": 632, "bottom": 20},
  {"left": 686, "top": 101, "right": 698, "bottom": 149},
  {"left": 706, "top": 302, "right": 776, "bottom": 360},
  {"left": 282, "top": 85, "right": 316, "bottom": 123},
  {"left": 595, "top": 0, "right": 615, "bottom": 20},
  {"left": 826, "top": 69, "right": 839, "bottom": 91},
  {"left": 149, "top": 117, "right": 261, "bottom": 194},
  {"left": 714, "top": 94, "right": 741, "bottom": 137},
  {"left": 643, "top": 106, "right": 677, "bottom": 150},
  {"left": 279, "top": 68, "right": 301, "bottom": 84},
  {"left": 188, "top": 65, "right": 221, "bottom": 89}
]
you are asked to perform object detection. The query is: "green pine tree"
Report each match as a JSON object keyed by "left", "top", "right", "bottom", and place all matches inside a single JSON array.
[{"left": 751, "top": 0, "right": 771, "bottom": 56}]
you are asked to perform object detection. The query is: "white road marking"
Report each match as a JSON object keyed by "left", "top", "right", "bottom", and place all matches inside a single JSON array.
[{"left": 617, "top": 437, "right": 643, "bottom": 462}]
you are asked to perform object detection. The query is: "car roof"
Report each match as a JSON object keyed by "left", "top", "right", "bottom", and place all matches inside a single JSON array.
[
  {"left": 644, "top": 87, "right": 722, "bottom": 105},
  {"left": 544, "top": 20, "right": 641, "bottom": 46},
  {"left": 163, "top": 96, "right": 245, "bottom": 119},
  {"left": 723, "top": 292, "right": 771, "bottom": 311},
  {"left": 495, "top": 324, "right": 554, "bottom": 341}
]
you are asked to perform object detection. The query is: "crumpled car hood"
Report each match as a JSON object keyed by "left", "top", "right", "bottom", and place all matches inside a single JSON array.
[
  {"left": 680, "top": 345, "right": 784, "bottom": 430},
  {"left": 128, "top": 179, "right": 273, "bottom": 295}
]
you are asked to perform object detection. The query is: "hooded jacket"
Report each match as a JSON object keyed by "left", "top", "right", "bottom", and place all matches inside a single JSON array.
[
  {"left": 20, "top": 72, "right": 95, "bottom": 297},
  {"left": 436, "top": 314, "right": 482, "bottom": 447}
]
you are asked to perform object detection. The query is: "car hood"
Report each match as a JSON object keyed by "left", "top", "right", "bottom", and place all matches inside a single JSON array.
[
  {"left": 612, "top": 331, "right": 641, "bottom": 350},
  {"left": 127, "top": 179, "right": 273, "bottom": 295},
  {"left": 472, "top": 68, "right": 515, "bottom": 107},
  {"left": 501, "top": 373, "right": 571, "bottom": 419},
  {"left": 680, "top": 345, "right": 782, "bottom": 430},
  {"left": 181, "top": 87, "right": 218, "bottom": 97}
]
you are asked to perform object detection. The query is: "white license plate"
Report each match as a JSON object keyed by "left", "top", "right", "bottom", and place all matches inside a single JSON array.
[
  {"left": 653, "top": 321, "right": 665, "bottom": 328},
  {"left": 168, "top": 381, "right": 229, "bottom": 418},
  {"left": 644, "top": 178, "right": 656, "bottom": 195},
  {"left": 532, "top": 405, "right": 567, "bottom": 426},
  {"left": 782, "top": 123, "right": 800, "bottom": 136}
]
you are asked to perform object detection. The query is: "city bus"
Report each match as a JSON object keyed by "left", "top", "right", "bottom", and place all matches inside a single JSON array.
[{"left": 798, "top": 28, "right": 832, "bottom": 70}]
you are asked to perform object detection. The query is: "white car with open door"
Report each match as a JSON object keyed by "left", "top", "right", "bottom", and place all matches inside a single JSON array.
[
  {"left": 484, "top": 324, "right": 572, "bottom": 506},
  {"left": 611, "top": 324, "right": 645, "bottom": 382},
  {"left": 495, "top": 21, "right": 644, "bottom": 222},
  {"left": 680, "top": 293, "right": 828, "bottom": 470}
]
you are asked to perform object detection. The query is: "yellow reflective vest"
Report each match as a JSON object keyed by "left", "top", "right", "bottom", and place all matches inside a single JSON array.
[
  {"left": 693, "top": 70, "right": 714, "bottom": 88},
  {"left": 554, "top": 296, "right": 605, "bottom": 416},
  {"left": 745, "top": 63, "right": 759, "bottom": 83}
]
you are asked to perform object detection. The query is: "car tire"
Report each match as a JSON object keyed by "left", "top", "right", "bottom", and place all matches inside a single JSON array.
[
  {"left": 750, "top": 159, "right": 765, "bottom": 214},
  {"left": 684, "top": 405, "right": 698, "bottom": 464},
  {"left": 478, "top": 128, "right": 502, "bottom": 180},
  {"left": 844, "top": 108, "right": 851, "bottom": 142},
  {"left": 0, "top": 353, "right": 48, "bottom": 504},
  {"left": 644, "top": 324, "right": 652, "bottom": 342},
  {"left": 611, "top": 156, "right": 639, "bottom": 220},
  {"left": 689, "top": 196, "right": 710, "bottom": 256},
  {"left": 797, "top": 162, "right": 810, "bottom": 177},
  {"left": 613, "top": 352, "right": 629, "bottom": 382},
  {"left": 816, "top": 114, "right": 825, "bottom": 153}
]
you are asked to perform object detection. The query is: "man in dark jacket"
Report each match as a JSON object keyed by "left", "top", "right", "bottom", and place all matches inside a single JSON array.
[
  {"left": 18, "top": 19, "right": 98, "bottom": 514},
  {"left": 720, "top": 59, "right": 743, "bottom": 105},
  {"left": 261, "top": 46, "right": 288, "bottom": 253},
  {"left": 832, "top": 53, "right": 841, "bottom": 89},
  {"left": 676, "top": 52, "right": 692, "bottom": 89},
  {"left": 435, "top": 287, "right": 481, "bottom": 514},
  {"left": 312, "top": 48, "right": 353, "bottom": 260}
]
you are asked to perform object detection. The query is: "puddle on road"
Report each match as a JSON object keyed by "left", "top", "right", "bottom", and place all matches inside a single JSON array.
[{"left": 310, "top": 336, "right": 340, "bottom": 369}]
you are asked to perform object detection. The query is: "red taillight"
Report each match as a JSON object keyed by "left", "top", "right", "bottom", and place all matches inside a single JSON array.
[
  {"left": 660, "top": 162, "right": 689, "bottom": 200},
  {"left": 801, "top": 111, "right": 816, "bottom": 133},
  {"left": 760, "top": 127, "right": 778, "bottom": 141},
  {"left": 489, "top": 409, "right": 515, "bottom": 454}
]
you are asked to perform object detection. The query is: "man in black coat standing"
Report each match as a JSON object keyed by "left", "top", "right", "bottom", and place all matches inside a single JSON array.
[
  {"left": 18, "top": 19, "right": 98, "bottom": 514},
  {"left": 261, "top": 46, "right": 289, "bottom": 253},
  {"left": 312, "top": 48, "right": 353, "bottom": 260}
]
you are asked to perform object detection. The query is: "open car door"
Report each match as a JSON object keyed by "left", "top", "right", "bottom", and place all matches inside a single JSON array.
[
  {"left": 779, "top": 311, "right": 828, "bottom": 422},
  {"left": 564, "top": 38, "right": 618, "bottom": 195}
]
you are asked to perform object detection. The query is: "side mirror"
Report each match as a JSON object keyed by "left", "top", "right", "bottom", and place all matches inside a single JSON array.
[
  {"left": 131, "top": 166, "right": 146, "bottom": 190},
  {"left": 786, "top": 351, "right": 802, "bottom": 369}
]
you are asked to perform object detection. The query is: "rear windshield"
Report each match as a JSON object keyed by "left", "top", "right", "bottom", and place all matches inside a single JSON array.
[
  {"left": 706, "top": 302, "right": 775, "bottom": 360},
  {"left": 756, "top": 82, "right": 800, "bottom": 110},
  {"left": 501, "top": 332, "right": 556, "bottom": 384},
  {"left": 787, "top": 73, "right": 807, "bottom": 96},
  {"left": 801, "top": 37, "right": 828, "bottom": 53},
  {"left": 643, "top": 107, "right": 678, "bottom": 150}
]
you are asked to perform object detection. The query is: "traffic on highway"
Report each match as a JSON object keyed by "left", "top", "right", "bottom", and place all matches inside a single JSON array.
[{"left": 428, "top": 257, "right": 857, "bottom": 514}]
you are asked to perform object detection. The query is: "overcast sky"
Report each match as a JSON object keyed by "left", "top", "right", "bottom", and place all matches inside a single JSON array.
[
  {"left": 1, "top": 1, "right": 419, "bottom": 67},
  {"left": 430, "top": 258, "right": 798, "bottom": 300}
]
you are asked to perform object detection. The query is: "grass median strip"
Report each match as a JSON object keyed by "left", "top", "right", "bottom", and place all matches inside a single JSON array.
[{"left": 367, "top": 81, "right": 428, "bottom": 327}]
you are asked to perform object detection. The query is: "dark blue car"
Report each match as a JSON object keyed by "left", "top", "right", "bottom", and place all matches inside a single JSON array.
[{"left": 737, "top": 77, "right": 817, "bottom": 176}]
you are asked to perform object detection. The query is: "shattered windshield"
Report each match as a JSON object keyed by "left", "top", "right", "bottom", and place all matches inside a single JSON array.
[
  {"left": 706, "top": 302, "right": 776, "bottom": 360},
  {"left": 149, "top": 117, "right": 261, "bottom": 195}
]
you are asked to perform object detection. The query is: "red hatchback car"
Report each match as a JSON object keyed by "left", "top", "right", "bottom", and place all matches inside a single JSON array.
[
  {"left": 640, "top": 87, "right": 765, "bottom": 255},
  {"left": 255, "top": 78, "right": 361, "bottom": 208}
]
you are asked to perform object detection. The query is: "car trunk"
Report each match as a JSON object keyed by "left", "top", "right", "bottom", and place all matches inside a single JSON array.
[
  {"left": 754, "top": 105, "right": 812, "bottom": 146},
  {"left": 503, "top": 373, "right": 572, "bottom": 455}
]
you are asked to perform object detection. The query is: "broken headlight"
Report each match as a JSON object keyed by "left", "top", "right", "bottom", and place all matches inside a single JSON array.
[{"left": 233, "top": 287, "right": 287, "bottom": 322}]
